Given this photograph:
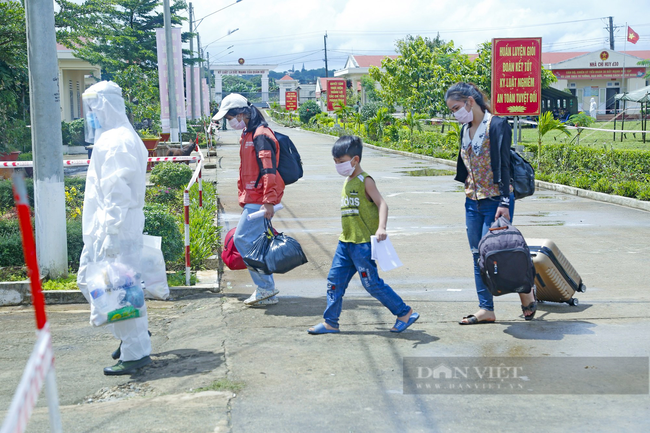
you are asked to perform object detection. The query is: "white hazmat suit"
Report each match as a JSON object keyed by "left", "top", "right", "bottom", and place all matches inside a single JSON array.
[{"left": 77, "top": 81, "right": 151, "bottom": 365}]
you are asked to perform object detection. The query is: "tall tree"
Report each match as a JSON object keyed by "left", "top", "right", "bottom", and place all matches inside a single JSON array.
[
  {"left": 55, "top": 0, "right": 188, "bottom": 78},
  {"left": 369, "top": 35, "right": 470, "bottom": 116},
  {"left": 0, "top": 2, "right": 30, "bottom": 151}
]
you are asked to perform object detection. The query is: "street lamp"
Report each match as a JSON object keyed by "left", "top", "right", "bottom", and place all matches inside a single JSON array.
[
  {"left": 190, "top": 0, "right": 243, "bottom": 118},
  {"left": 194, "top": 0, "right": 243, "bottom": 30},
  {"left": 203, "top": 28, "right": 239, "bottom": 51}
]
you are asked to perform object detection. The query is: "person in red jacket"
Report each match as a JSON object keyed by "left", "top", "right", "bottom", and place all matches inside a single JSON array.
[{"left": 212, "top": 94, "right": 285, "bottom": 305}]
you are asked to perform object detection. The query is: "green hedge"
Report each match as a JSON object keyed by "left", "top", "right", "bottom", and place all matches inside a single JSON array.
[
  {"left": 528, "top": 143, "right": 650, "bottom": 200},
  {"left": 143, "top": 203, "right": 184, "bottom": 263},
  {"left": 0, "top": 218, "right": 85, "bottom": 269},
  {"left": 150, "top": 162, "right": 193, "bottom": 190}
]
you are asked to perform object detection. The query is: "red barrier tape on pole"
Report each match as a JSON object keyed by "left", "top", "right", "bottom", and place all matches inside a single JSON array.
[
  {"left": 12, "top": 172, "right": 47, "bottom": 330},
  {"left": 183, "top": 190, "right": 191, "bottom": 286},
  {"left": 198, "top": 169, "right": 203, "bottom": 208}
]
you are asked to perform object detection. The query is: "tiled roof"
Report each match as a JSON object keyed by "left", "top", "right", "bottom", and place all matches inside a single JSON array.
[
  {"left": 352, "top": 55, "right": 399, "bottom": 68},
  {"left": 279, "top": 75, "right": 295, "bottom": 81}
]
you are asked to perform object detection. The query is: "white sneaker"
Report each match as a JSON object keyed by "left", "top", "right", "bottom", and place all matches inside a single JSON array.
[
  {"left": 243, "top": 288, "right": 279, "bottom": 306},
  {"left": 252, "top": 296, "right": 278, "bottom": 306}
]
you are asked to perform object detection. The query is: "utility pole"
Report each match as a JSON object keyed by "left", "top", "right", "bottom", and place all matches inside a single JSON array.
[
  {"left": 207, "top": 51, "right": 213, "bottom": 109},
  {"left": 197, "top": 32, "right": 204, "bottom": 117},
  {"left": 163, "top": 0, "right": 179, "bottom": 142},
  {"left": 608, "top": 16, "right": 615, "bottom": 50},
  {"left": 324, "top": 32, "right": 329, "bottom": 77},
  {"left": 189, "top": 2, "right": 196, "bottom": 120},
  {"left": 24, "top": 0, "right": 68, "bottom": 278}
]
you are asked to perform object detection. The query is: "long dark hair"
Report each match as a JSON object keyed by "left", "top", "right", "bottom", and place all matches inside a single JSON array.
[
  {"left": 444, "top": 82, "right": 491, "bottom": 113},
  {"left": 227, "top": 104, "right": 268, "bottom": 130}
]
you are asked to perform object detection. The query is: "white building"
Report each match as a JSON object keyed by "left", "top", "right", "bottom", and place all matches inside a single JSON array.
[
  {"left": 56, "top": 43, "right": 101, "bottom": 122},
  {"left": 544, "top": 49, "right": 650, "bottom": 116}
]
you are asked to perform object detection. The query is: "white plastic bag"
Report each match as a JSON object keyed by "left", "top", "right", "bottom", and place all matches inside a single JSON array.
[
  {"left": 87, "top": 261, "right": 146, "bottom": 327},
  {"left": 140, "top": 235, "right": 170, "bottom": 300}
]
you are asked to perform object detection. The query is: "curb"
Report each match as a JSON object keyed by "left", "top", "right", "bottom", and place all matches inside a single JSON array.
[{"left": 1, "top": 283, "right": 220, "bottom": 307}]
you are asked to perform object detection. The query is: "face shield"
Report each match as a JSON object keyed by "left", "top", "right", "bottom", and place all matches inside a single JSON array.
[
  {"left": 83, "top": 91, "right": 102, "bottom": 144},
  {"left": 82, "top": 81, "right": 127, "bottom": 144}
]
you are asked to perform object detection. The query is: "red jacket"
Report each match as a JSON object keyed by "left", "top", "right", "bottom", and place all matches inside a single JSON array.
[{"left": 238, "top": 125, "right": 285, "bottom": 207}]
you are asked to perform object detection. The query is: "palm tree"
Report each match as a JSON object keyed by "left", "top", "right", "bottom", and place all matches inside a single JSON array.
[
  {"left": 404, "top": 111, "right": 424, "bottom": 140},
  {"left": 350, "top": 112, "right": 364, "bottom": 134},
  {"left": 366, "top": 107, "right": 391, "bottom": 140},
  {"left": 567, "top": 112, "right": 595, "bottom": 145},
  {"left": 537, "top": 111, "right": 571, "bottom": 170}
]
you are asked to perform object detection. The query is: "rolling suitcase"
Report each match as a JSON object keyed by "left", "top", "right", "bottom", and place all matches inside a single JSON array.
[{"left": 527, "top": 239, "right": 586, "bottom": 306}]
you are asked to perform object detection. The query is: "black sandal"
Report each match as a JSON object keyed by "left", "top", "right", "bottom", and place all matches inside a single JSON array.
[{"left": 521, "top": 302, "right": 537, "bottom": 321}]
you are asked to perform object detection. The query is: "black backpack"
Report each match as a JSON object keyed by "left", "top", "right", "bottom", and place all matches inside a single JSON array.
[
  {"left": 478, "top": 217, "right": 534, "bottom": 296},
  {"left": 254, "top": 129, "right": 303, "bottom": 187},
  {"left": 510, "top": 148, "right": 535, "bottom": 200}
]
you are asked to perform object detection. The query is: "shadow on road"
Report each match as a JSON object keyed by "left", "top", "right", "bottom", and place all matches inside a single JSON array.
[{"left": 133, "top": 348, "right": 223, "bottom": 382}]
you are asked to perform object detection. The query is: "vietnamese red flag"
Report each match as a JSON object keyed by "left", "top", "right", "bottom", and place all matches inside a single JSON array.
[{"left": 628, "top": 26, "right": 640, "bottom": 44}]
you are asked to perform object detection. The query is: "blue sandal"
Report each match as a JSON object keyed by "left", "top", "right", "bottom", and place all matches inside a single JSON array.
[
  {"left": 308, "top": 323, "right": 340, "bottom": 335},
  {"left": 390, "top": 312, "right": 420, "bottom": 333}
]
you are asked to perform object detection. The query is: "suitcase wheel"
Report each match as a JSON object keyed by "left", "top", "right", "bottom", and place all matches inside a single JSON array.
[
  {"left": 568, "top": 298, "right": 579, "bottom": 306},
  {"left": 578, "top": 283, "right": 587, "bottom": 293}
]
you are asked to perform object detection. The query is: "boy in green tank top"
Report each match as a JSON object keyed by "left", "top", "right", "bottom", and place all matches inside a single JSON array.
[{"left": 308, "top": 136, "right": 420, "bottom": 334}]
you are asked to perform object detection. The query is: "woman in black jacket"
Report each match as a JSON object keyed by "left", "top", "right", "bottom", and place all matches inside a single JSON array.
[{"left": 445, "top": 82, "right": 536, "bottom": 324}]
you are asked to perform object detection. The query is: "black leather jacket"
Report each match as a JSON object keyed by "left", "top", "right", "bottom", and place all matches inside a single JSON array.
[{"left": 454, "top": 115, "right": 512, "bottom": 207}]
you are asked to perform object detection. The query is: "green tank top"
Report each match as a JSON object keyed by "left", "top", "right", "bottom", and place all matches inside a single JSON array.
[{"left": 339, "top": 172, "right": 379, "bottom": 244}]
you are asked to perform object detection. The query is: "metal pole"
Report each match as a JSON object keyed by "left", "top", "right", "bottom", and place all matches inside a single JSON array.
[
  {"left": 24, "top": 0, "right": 68, "bottom": 278},
  {"left": 324, "top": 32, "right": 329, "bottom": 77},
  {"left": 621, "top": 100, "right": 627, "bottom": 143},
  {"left": 183, "top": 189, "right": 191, "bottom": 286},
  {"left": 197, "top": 33, "right": 204, "bottom": 117},
  {"left": 609, "top": 16, "right": 615, "bottom": 50},
  {"left": 163, "top": 0, "right": 179, "bottom": 142},
  {"left": 207, "top": 51, "right": 213, "bottom": 108},
  {"left": 189, "top": 3, "right": 196, "bottom": 120}
]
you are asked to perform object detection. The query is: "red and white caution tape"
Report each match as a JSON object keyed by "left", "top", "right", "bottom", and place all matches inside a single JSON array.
[
  {"left": 0, "top": 325, "right": 57, "bottom": 433},
  {"left": 0, "top": 156, "right": 199, "bottom": 169}
]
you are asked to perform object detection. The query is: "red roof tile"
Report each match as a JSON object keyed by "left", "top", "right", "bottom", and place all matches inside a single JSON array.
[
  {"left": 279, "top": 75, "right": 295, "bottom": 81},
  {"left": 352, "top": 55, "right": 399, "bottom": 68}
]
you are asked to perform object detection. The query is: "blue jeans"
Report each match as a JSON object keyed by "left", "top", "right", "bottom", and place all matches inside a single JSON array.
[
  {"left": 465, "top": 194, "right": 515, "bottom": 311},
  {"left": 323, "top": 241, "right": 411, "bottom": 328},
  {"left": 234, "top": 204, "right": 275, "bottom": 292}
]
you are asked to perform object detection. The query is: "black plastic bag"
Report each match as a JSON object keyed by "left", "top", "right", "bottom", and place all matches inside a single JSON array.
[
  {"left": 266, "top": 226, "right": 308, "bottom": 274},
  {"left": 242, "top": 222, "right": 274, "bottom": 274},
  {"left": 242, "top": 219, "right": 308, "bottom": 274}
]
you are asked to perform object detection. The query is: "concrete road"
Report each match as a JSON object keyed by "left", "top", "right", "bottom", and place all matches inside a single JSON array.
[
  {"left": 217, "top": 122, "right": 650, "bottom": 432},
  {"left": 1, "top": 120, "right": 649, "bottom": 432}
]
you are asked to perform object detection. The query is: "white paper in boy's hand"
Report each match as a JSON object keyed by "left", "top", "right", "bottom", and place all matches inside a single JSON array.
[{"left": 371, "top": 235, "right": 403, "bottom": 271}]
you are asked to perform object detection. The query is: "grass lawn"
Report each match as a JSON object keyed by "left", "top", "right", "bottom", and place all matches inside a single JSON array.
[{"left": 425, "top": 120, "right": 650, "bottom": 151}]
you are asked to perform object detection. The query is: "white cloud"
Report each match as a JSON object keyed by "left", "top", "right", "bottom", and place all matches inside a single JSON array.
[{"left": 180, "top": 0, "right": 650, "bottom": 71}]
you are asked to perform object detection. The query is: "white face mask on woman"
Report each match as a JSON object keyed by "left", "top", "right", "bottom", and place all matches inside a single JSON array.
[
  {"left": 228, "top": 116, "right": 246, "bottom": 130},
  {"left": 453, "top": 102, "right": 474, "bottom": 124}
]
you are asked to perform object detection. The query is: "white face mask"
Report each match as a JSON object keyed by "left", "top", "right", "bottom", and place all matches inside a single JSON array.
[
  {"left": 335, "top": 160, "right": 355, "bottom": 177},
  {"left": 228, "top": 116, "right": 246, "bottom": 130},
  {"left": 453, "top": 102, "right": 474, "bottom": 124}
]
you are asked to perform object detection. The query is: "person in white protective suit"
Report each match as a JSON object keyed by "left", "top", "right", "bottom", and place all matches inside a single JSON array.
[
  {"left": 77, "top": 81, "right": 152, "bottom": 375},
  {"left": 590, "top": 97, "right": 598, "bottom": 119}
]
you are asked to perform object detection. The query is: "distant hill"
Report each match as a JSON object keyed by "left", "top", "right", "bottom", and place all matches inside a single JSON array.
[{"left": 269, "top": 68, "right": 337, "bottom": 84}]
